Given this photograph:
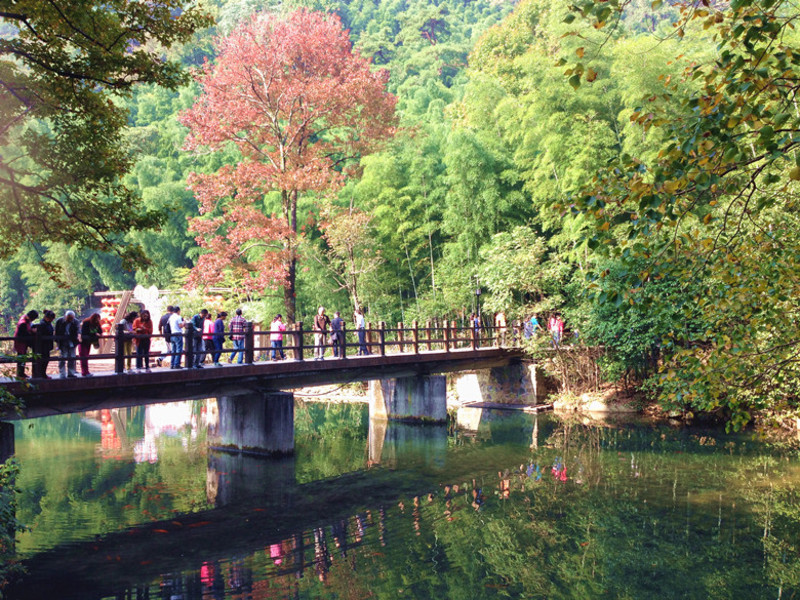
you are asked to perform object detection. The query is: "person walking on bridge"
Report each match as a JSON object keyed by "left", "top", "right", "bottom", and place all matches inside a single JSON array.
[
  {"left": 189, "top": 309, "right": 209, "bottom": 368},
  {"left": 168, "top": 307, "right": 185, "bottom": 369},
  {"left": 202, "top": 312, "right": 215, "bottom": 367},
  {"left": 120, "top": 311, "right": 138, "bottom": 372},
  {"left": 354, "top": 307, "right": 369, "bottom": 356},
  {"left": 133, "top": 310, "right": 153, "bottom": 371},
  {"left": 35, "top": 310, "right": 55, "bottom": 378},
  {"left": 156, "top": 305, "right": 173, "bottom": 367},
  {"left": 78, "top": 313, "right": 102, "bottom": 377},
  {"left": 313, "top": 306, "right": 330, "bottom": 360},
  {"left": 13, "top": 310, "right": 38, "bottom": 379},
  {"left": 330, "top": 311, "right": 344, "bottom": 358},
  {"left": 229, "top": 309, "right": 246, "bottom": 364},
  {"left": 55, "top": 310, "right": 79, "bottom": 378},
  {"left": 213, "top": 312, "right": 226, "bottom": 366},
  {"left": 270, "top": 314, "right": 286, "bottom": 361}
]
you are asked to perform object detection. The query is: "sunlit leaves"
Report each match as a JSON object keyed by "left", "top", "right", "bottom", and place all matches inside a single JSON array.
[{"left": 0, "top": 0, "right": 211, "bottom": 268}]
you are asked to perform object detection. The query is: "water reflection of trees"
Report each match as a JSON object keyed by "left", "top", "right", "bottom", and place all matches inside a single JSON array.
[
  {"left": 12, "top": 409, "right": 800, "bottom": 599},
  {"left": 114, "top": 418, "right": 800, "bottom": 600}
]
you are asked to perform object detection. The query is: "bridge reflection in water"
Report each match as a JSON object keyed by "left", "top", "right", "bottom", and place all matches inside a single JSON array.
[
  {"left": 0, "top": 347, "right": 541, "bottom": 463},
  {"left": 8, "top": 398, "right": 545, "bottom": 600}
]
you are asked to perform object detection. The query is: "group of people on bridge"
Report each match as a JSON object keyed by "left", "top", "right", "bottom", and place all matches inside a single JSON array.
[
  {"left": 8, "top": 302, "right": 573, "bottom": 381},
  {"left": 475, "top": 311, "right": 568, "bottom": 347},
  {"left": 8, "top": 303, "right": 373, "bottom": 380}
]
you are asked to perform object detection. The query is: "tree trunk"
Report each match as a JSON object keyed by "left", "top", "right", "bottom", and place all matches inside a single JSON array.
[
  {"left": 284, "top": 256, "right": 296, "bottom": 323},
  {"left": 282, "top": 189, "right": 298, "bottom": 323}
]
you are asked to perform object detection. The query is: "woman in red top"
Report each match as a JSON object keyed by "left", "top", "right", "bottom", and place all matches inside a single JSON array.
[
  {"left": 133, "top": 310, "right": 154, "bottom": 371},
  {"left": 13, "top": 310, "right": 39, "bottom": 378}
]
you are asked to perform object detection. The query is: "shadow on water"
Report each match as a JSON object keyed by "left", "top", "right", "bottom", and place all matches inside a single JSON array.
[{"left": 7, "top": 401, "right": 800, "bottom": 599}]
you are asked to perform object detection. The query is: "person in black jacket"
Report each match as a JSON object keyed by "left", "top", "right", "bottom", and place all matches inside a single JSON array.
[
  {"left": 78, "top": 313, "right": 102, "bottom": 377},
  {"left": 13, "top": 310, "right": 39, "bottom": 379},
  {"left": 34, "top": 310, "right": 56, "bottom": 378},
  {"left": 55, "top": 310, "right": 80, "bottom": 378},
  {"left": 330, "top": 311, "right": 344, "bottom": 358}
]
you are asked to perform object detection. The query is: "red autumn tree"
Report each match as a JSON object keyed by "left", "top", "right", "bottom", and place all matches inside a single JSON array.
[{"left": 180, "top": 9, "right": 397, "bottom": 321}]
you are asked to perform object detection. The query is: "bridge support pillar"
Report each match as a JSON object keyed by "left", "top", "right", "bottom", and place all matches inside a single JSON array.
[
  {"left": 209, "top": 391, "right": 294, "bottom": 456},
  {"left": 368, "top": 375, "right": 447, "bottom": 423},
  {"left": 0, "top": 422, "right": 13, "bottom": 463}
]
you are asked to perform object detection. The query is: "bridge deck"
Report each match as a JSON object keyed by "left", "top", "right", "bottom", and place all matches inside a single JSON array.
[{"left": 1, "top": 347, "right": 524, "bottom": 419}]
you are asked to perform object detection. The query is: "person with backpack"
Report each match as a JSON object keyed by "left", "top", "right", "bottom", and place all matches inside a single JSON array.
[
  {"left": 78, "top": 313, "right": 102, "bottom": 377},
  {"left": 189, "top": 309, "right": 209, "bottom": 368},
  {"left": 55, "top": 310, "right": 79, "bottom": 378},
  {"left": 156, "top": 305, "right": 174, "bottom": 367}
]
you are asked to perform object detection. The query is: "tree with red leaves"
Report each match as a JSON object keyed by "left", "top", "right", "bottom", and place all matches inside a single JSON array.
[{"left": 180, "top": 9, "right": 397, "bottom": 321}]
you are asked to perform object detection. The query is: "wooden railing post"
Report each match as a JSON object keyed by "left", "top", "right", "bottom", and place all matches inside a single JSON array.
[
  {"left": 341, "top": 323, "right": 348, "bottom": 360},
  {"left": 244, "top": 321, "right": 255, "bottom": 364},
  {"left": 443, "top": 319, "right": 451, "bottom": 353},
  {"left": 296, "top": 322, "right": 304, "bottom": 361},
  {"left": 184, "top": 327, "right": 194, "bottom": 369},
  {"left": 367, "top": 322, "right": 373, "bottom": 356},
  {"left": 32, "top": 326, "right": 45, "bottom": 378},
  {"left": 451, "top": 320, "right": 458, "bottom": 349},
  {"left": 397, "top": 322, "right": 404, "bottom": 354},
  {"left": 412, "top": 320, "right": 419, "bottom": 354},
  {"left": 379, "top": 321, "right": 386, "bottom": 356},
  {"left": 471, "top": 320, "right": 478, "bottom": 350},
  {"left": 115, "top": 323, "right": 126, "bottom": 374},
  {"left": 425, "top": 320, "right": 432, "bottom": 351}
]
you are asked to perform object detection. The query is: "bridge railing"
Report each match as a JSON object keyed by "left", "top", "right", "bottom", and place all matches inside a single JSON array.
[{"left": 0, "top": 318, "right": 524, "bottom": 379}]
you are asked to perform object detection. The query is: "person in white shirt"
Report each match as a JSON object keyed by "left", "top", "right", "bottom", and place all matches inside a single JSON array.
[
  {"left": 354, "top": 308, "right": 369, "bottom": 356},
  {"left": 167, "top": 306, "right": 185, "bottom": 369}
]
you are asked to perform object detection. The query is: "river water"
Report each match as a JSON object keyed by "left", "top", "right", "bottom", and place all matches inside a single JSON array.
[{"left": 5, "top": 400, "right": 800, "bottom": 599}]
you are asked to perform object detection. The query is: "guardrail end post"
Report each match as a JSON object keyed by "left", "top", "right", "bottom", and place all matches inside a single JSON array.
[
  {"left": 244, "top": 321, "right": 255, "bottom": 364},
  {"left": 115, "top": 323, "right": 126, "bottom": 374}
]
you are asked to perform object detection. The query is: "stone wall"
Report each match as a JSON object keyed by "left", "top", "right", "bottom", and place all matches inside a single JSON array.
[{"left": 450, "top": 361, "right": 555, "bottom": 406}]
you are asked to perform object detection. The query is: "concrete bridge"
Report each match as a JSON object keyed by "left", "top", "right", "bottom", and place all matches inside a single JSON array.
[{"left": 0, "top": 345, "right": 535, "bottom": 462}]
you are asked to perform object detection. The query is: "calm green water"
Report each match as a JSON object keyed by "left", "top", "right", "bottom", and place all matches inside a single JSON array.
[{"left": 6, "top": 401, "right": 800, "bottom": 599}]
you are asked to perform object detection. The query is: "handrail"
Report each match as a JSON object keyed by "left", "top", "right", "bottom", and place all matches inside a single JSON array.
[{"left": 0, "top": 318, "right": 539, "bottom": 379}]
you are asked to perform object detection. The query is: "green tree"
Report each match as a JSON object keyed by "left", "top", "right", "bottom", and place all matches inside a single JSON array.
[
  {"left": 0, "top": 0, "right": 211, "bottom": 267},
  {"left": 561, "top": 0, "right": 800, "bottom": 426}
]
